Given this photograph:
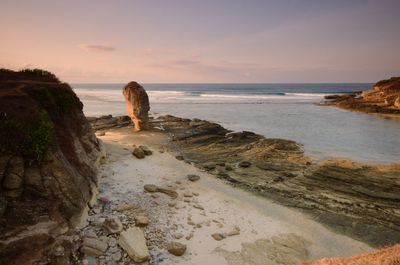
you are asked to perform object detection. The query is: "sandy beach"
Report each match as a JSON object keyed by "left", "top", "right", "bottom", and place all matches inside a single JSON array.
[{"left": 92, "top": 126, "right": 372, "bottom": 265}]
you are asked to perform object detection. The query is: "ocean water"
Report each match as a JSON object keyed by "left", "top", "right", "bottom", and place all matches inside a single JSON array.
[{"left": 73, "top": 83, "right": 400, "bottom": 164}]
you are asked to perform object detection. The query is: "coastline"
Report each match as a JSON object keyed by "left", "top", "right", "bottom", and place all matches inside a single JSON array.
[
  {"left": 89, "top": 114, "right": 400, "bottom": 250},
  {"left": 89, "top": 124, "right": 372, "bottom": 265}
]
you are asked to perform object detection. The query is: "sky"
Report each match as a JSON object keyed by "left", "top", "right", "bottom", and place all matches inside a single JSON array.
[{"left": 0, "top": 0, "right": 399, "bottom": 83}]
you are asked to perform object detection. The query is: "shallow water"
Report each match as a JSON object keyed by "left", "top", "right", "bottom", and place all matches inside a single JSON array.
[{"left": 73, "top": 83, "right": 400, "bottom": 164}]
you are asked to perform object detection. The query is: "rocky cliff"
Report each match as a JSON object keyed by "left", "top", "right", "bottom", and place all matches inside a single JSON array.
[
  {"left": 0, "top": 69, "right": 103, "bottom": 264},
  {"left": 323, "top": 77, "right": 400, "bottom": 115}
]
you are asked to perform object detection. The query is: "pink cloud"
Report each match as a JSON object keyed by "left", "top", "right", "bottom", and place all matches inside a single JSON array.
[{"left": 79, "top": 43, "right": 116, "bottom": 52}]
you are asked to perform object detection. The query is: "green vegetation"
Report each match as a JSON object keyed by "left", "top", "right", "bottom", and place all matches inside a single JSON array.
[
  {"left": 0, "top": 68, "right": 60, "bottom": 83},
  {"left": 0, "top": 111, "right": 54, "bottom": 161},
  {"left": 18, "top": 68, "right": 60, "bottom": 82},
  {"left": 376, "top": 77, "right": 400, "bottom": 86},
  {"left": 31, "top": 88, "right": 74, "bottom": 115}
]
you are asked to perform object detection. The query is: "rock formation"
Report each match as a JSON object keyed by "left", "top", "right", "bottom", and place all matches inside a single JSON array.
[
  {"left": 300, "top": 244, "right": 400, "bottom": 265},
  {"left": 122, "top": 81, "right": 150, "bottom": 131},
  {"left": 150, "top": 115, "right": 400, "bottom": 247},
  {"left": 0, "top": 69, "right": 103, "bottom": 264},
  {"left": 323, "top": 76, "right": 400, "bottom": 115}
]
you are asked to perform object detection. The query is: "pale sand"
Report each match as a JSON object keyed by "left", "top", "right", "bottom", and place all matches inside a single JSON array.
[{"left": 97, "top": 127, "right": 372, "bottom": 265}]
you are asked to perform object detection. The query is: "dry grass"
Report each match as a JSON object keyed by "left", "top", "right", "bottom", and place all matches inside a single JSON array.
[{"left": 299, "top": 244, "right": 400, "bottom": 265}]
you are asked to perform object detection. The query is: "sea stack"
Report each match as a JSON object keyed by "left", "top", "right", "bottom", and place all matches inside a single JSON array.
[{"left": 122, "top": 82, "right": 150, "bottom": 131}]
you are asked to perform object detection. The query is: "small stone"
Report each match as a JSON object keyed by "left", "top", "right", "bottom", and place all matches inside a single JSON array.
[
  {"left": 193, "top": 204, "right": 204, "bottom": 210},
  {"left": 187, "top": 174, "right": 200, "bottom": 182},
  {"left": 227, "top": 230, "right": 240, "bottom": 236},
  {"left": 139, "top": 145, "right": 152, "bottom": 156},
  {"left": 187, "top": 221, "right": 195, "bottom": 226},
  {"left": 185, "top": 233, "right": 194, "bottom": 240},
  {"left": 238, "top": 161, "right": 252, "bottom": 168},
  {"left": 192, "top": 192, "right": 199, "bottom": 196},
  {"left": 144, "top": 184, "right": 158, "bottom": 193},
  {"left": 151, "top": 193, "right": 160, "bottom": 198},
  {"left": 175, "top": 181, "right": 182, "bottom": 185},
  {"left": 174, "top": 233, "right": 184, "bottom": 239},
  {"left": 132, "top": 147, "right": 145, "bottom": 159},
  {"left": 225, "top": 165, "right": 233, "bottom": 171},
  {"left": 175, "top": 155, "right": 184, "bottom": 161},
  {"left": 203, "top": 163, "right": 216, "bottom": 170},
  {"left": 196, "top": 223, "right": 202, "bottom": 228},
  {"left": 167, "top": 242, "right": 187, "bottom": 256},
  {"left": 103, "top": 217, "right": 123, "bottom": 234},
  {"left": 211, "top": 233, "right": 226, "bottom": 241},
  {"left": 135, "top": 215, "right": 149, "bottom": 227},
  {"left": 183, "top": 198, "right": 191, "bottom": 203},
  {"left": 81, "top": 237, "right": 108, "bottom": 256}
]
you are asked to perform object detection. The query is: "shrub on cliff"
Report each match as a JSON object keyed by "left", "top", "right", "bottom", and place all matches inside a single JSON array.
[
  {"left": 0, "top": 68, "right": 60, "bottom": 83},
  {"left": 0, "top": 111, "right": 54, "bottom": 161},
  {"left": 375, "top": 76, "right": 400, "bottom": 86}
]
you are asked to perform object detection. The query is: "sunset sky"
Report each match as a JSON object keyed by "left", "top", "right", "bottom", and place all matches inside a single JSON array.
[{"left": 1, "top": 0, "right": 399, "bottom": 83}]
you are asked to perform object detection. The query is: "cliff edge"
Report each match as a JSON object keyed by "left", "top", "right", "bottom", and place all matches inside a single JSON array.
[{"left": 0, "top": 69, "right": 103, "bottom": 264}]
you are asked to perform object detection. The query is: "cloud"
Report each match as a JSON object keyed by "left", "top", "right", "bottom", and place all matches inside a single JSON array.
[{"left": 79, "top": 44, "right": 116, "bottom": 52}]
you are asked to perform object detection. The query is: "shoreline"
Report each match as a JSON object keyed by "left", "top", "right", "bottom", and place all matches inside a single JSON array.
[
  {"left": 88, "top": 114, "right": 400, "bottom": 249},
  {"left": 90, "top": 126, "right": 372, "bottom": 264}
]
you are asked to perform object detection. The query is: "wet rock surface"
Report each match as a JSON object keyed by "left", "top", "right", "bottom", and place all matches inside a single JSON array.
[{"left": 150, "top": 114, "right": 400, "bottom": 247}]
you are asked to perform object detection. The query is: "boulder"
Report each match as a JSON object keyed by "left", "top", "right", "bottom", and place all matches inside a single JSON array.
[
  {"left": 167, "top": 242, "right": 187, "bottom": 256},
  {"left": 118, "top": 227, "right": 150, "bottom": 263},
  {"left": 122, "top": 81, "right": 150, "bottom": 131}
]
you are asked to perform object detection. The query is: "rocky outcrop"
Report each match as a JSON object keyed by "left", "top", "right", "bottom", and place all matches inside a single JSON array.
[
  {"left": 0, "top": 69, "right": 103, "bottom": 264},
  {"left": 122, "top": 81, "right": 150, "bottom": 131},
  {"left": 300, "top": 244, "right": 400, "bottom": 265},
  {"left": 323, "top": 77, "right": 400, "bottom": 115},
  {"left": 151, "top": 115, "right": 400, "bottom": 247}
]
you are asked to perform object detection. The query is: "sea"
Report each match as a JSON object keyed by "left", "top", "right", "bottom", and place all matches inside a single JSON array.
[{"left": 73, "top": 83, "right": 400, "bottom": 164}]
